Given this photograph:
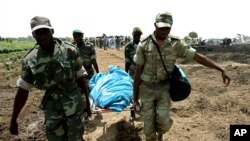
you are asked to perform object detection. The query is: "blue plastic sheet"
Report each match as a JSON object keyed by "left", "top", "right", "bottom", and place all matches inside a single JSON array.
[{"left": 89, "top": 65, "right": 133, "bottom": 112}]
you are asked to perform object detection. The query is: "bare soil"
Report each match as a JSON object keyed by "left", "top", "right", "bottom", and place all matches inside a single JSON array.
[{"left": 0, "top": 45, "right": 249, "bottom": 141}]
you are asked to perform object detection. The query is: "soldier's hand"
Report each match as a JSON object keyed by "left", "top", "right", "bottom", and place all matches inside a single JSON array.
[
  {"left": 222, "top": 71, "right": 231, "bottom": 86},
  {"left": 9, "top": 119, "right": 18, "bottom": 135},
  {"left": 133, "top": 100, "right": 140, "bottom": 112}
]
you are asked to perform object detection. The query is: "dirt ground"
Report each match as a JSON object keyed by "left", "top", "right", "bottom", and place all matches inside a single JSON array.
[{"left": 0, "top": 45, "right": 249, "bottom": 141}]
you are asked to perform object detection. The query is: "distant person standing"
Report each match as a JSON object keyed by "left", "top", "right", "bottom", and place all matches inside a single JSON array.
[
  {"left": 115, "top": 35, "right": 121, "bottom": 50},
  {"left": 103, "top": 36, "right": 108, "bottom": 50},
  {"left": 125, "top": 27, "right": 143, "bottom": 78},
  {"left": 72, "top": 29, "right": 99, "bottom": 84},
  {"left": 9, "top": 16, "right": 90, "bottom": 141}
]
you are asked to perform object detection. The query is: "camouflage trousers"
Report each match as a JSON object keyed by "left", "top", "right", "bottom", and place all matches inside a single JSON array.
[
  {"left": 43, "top": 88, "right": 86, "bottom": 141},
  {"left": 139, "top": 81, "right": 173, "bottom": 141}
]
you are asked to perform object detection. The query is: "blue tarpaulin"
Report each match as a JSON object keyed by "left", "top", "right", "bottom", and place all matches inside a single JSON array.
[{"left": 89, "top": 65, "right": 133, "bottom": 112}]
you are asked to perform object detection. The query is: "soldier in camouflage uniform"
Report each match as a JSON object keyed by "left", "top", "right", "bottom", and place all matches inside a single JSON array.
[
  {"left": 124, "top": 27, "right": 143, "bottom": 79},
  {"left": 72, "top": 29, "right": 99, "bottom": 83},
  {"left": 9, "top": 16, "right": 90, "bottom": 141},
  {"left": 125, "top": 27, "right": 143, "bottom": 121},
  {"left": 133, "top": 11, "right": 231, "bottom": 141}
]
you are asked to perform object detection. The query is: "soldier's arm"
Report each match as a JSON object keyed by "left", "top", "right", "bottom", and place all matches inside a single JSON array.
[
  {"left": 10, "top": 88, "right": 29, "bottom": 135},
  {"left": 91, "top": 59, "right": 99, "bottom": 73},
  {"left": 194, "top": 52, "right": 231, "bottom": 86},
  {"left": 76, "top": 76, "right": 91, "bottom": 117},
  {"left": 76, "top": 76, "right": 89, "bottom": 94},
  {"left": 75, "top": 46, "right": 92, "bottom": 116},
  {"left": 124, "top": 45, "right": 130, "bottom": 72},
  {"left": 89, "top": 45, "right": 99, "bottom": 73},
  {"left": 133, "top": 64, "right": 143, "bottom": 102},
  {"left": 125, "top": 62, "right": 131, "bottom": 73},
  {"left": 10, "top": 58, "right": 34, "bottom": 135}
]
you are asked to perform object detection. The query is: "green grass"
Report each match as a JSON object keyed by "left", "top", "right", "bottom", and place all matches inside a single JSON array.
[
  {"left": 0, "top": 40, "right": 34, "bottom": 68},
  {"left": 0, "top": 51, "right": 25, "bottom": 70},
  {"left": 0, "top": 40, "right": 36, "bottom": 53}
]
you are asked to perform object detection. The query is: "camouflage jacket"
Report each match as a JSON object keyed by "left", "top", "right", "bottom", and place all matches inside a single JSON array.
[
  {"left": 124, "top": 42, "right": 138, "bottom": 77},
  {"left": 18, "top": 38, "right": 84, "bottom": 89},
  {"left": 16, "top": 38, "right": 86, "bottom": 118},
  {"left": 74, "top": 41, "right": 96, "bottom": 78},
  {"left": 133, "top": 33, "right": 196, "bottom": 83}
]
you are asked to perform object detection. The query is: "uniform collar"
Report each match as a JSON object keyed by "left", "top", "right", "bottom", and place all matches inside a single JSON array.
[
  {"left": 53, "top": 38, "right": 61, "bottom": 56},
  {"left": 151, "top": 33, "right": 172, "bottom": 47}
]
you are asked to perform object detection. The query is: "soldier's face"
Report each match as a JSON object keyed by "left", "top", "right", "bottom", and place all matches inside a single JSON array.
[
  {"left": 33, "top": 28, "right": 53, "bottom": 47},
  {"left": 133, "top": 32, "right": 142, "bottom": 44},
  {"left": 155, "top": 25, "right": 171, "bottom": 40},
  {"left": 73, "top": 33, "right": 83, "bottom": 43}
]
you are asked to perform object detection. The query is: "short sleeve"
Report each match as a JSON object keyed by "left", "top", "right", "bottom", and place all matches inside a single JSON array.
[
  {"left": 175, "top": 40, "right": 196, "bottom": 61},
  {"left": 16, "top": 59, "right": 35, "bottom": 90}
]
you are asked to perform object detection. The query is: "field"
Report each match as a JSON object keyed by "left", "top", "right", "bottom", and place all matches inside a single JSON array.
[{"left": 0, "top": 43, "right": 250, "bottom": 141}]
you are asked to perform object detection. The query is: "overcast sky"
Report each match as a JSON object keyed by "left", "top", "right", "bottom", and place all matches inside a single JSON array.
[{"left": 0, "top": 0, "right": 249, "bottom": 39}]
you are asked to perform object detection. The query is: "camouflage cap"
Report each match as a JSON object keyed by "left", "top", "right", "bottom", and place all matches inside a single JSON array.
[
  {"left": 72, "top": 29, "right": 84, "bottom": 35},
  {"left": 30, "top": 16, "right": 53, "bottom": 31},
  {"left": 132, "top": 27, "right": 143, "bottom": 35},
  {"left": 155, "top": 11, "right": 173, "bottom": 28}
]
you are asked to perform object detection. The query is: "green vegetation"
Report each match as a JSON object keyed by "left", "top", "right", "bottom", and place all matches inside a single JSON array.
[
  {"left": 0, "top": 51, "right": 25, "bottom": 72},
  {"left": 0, "top": 40, "right": 35, "bottom": 54}
]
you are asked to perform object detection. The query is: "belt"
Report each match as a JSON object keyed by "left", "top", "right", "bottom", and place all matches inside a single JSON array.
[
  {"left": 46, "top": 83, "right": 79, "bottom": 93},
  {"left": 141, "top": 79, "right": 168, "bottom": 85},
  {"left": 41, "top": 83, "right": 79, "bottom": 110}
]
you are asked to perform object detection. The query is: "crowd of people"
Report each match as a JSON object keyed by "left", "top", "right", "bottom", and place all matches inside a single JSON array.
[
  {"left": 82, "top": 35, "right": 131, "bottom": 51},
  {"left": 9, "top": 11, "right": 230, "bottom": 141}
]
